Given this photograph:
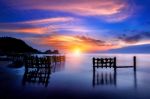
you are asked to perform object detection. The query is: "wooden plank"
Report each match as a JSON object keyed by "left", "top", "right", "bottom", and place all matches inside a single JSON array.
[{"left": 116, "top": 66, "right": 134, "bottom": 68}]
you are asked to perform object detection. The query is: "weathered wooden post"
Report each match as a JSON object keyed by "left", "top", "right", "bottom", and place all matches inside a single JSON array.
[
  {"left": 92, "top": 57, "right": 96, "bottom": 87},
  {"left": 93, "top": 57, "right": 95, "bottom": 67},
  {"left": 93, "top": 57, "right": 96, "bottom": 71},
  {"left": 114, "top": 57, "right": 117, "bottom": 71},
  {"left": 133, "top": 56, "right": 136, "bottom": 71}
]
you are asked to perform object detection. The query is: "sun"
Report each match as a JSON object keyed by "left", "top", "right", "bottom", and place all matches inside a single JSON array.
[{"left": 73, "top": 48, "right": 81, "bottom": 56}]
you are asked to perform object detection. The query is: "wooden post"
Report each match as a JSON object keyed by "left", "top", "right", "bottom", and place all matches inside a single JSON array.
[
  {"left": 92, "top": 66, "right": 96, "bottom": 87},
  {"left": 93, "top": 57, "right": 96, "bottom": 72},
  {"left": 114, "top": 57, "right": 117, "bottom": 71},
  {"left": 113, "top": 57, "right": 117, "bottom": 86},
  {"left": 133, "top": 56, "right": 136, "bottom": 71},
  {"left": 93, "top": 57, "right": 95, "bottom": 67}
]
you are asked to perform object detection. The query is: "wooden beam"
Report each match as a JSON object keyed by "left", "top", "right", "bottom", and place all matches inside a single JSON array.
[{"left": 116, "top": 66, "right": 134, "bottom": 68}]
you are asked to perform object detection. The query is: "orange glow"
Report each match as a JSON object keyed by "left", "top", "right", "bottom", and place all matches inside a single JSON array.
[
  {"left": 72, "top": 48, "right": 82, "bottom": 56},
  {"left": 29, "top": 35, "right": 120, "bottom": 53}
]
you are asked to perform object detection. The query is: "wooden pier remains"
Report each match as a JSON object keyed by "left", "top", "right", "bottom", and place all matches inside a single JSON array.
[
  {"left": 23, "top": 55, "right": 65, "bottom": 87},
  {"left": 92, "top": 56, "right": 137, "bottom": 88},
  {"left": 93, "top": 56, "right": 136, "bottom": 71},
  {"left": 24, "top": 55, "right": 65, "bottom": 70}
]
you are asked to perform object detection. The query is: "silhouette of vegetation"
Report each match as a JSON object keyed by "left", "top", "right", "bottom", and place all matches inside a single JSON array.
[
  {"left": 44, "top": 49, "right": 59, "bottom": 54},
  {"left": 0, "top": 37, "right": 61, "bottom": 55},
  {"left": 0, "top": 37, "right": 40, "bottom": 54}
]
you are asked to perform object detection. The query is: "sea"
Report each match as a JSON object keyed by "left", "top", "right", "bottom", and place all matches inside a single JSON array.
[{"left": 0, "top": 54, "right": 150, "bottom": 99}]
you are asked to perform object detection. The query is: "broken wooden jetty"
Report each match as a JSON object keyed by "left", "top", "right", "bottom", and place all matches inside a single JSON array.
[
  {"left": 22, "top": 55, "right": 65, "bottom": 87},
  {"left": 92, "top": 56, "right": 136, "bottom": 71},
  {"left": 24, "top": 55, "right": 65, "bottom": 70},
  {"left": 92, "top": 56, "right": 137, "bottom": 87}
]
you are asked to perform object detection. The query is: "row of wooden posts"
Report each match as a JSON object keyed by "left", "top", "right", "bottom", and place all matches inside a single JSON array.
[
  {"left": 93, "top": 56, "right": 136, "bottom": 71},
  {"left": 24, "top": 55, "right": 65, "bottom": 69}
]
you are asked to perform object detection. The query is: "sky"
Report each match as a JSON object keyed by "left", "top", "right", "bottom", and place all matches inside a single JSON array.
[{"left": 0, "top": 0, "right": 150, "bottom": 53}]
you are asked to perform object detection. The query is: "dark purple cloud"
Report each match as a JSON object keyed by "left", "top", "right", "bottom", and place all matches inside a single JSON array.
[{"left": 118, "top": 31, "right": 150, "bottom": 43}]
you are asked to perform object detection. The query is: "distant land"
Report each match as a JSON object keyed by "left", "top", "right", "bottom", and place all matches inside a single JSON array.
[
  {"left": 106, "top": 44, "right": 150, "bottom": 53},
  {"left": 0, "top": 37, "right": 59, "bottom": 55},
  {"left": 0, "top": 37, "right": 40, "bottom": 54}
]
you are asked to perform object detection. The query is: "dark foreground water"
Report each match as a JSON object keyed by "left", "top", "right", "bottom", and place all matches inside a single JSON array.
[{"left": 0, "top": 54, "right": 150, "bottom": 99}]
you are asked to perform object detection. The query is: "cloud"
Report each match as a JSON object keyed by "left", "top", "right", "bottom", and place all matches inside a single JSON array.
[
  {"left": 0, "top": 21, "right": 51, "bottom": 34},
  {"left": 0, "top": 27, "right": 48, "bottom": 34},
  {"left": 0, "top": 16, "right": 79, "bottom": 34},
  {"left": 118, "top": 31, "right": 150, "bottom": 44},
  {"left": 102, "top": 11, "right": 133, "bottom": 22},
  {"left": 75, "top": 36, "right": 106, "bottom": 46},
  {"left": 3, "top": 0, "right": 135, "bottom": 22},
  {"left": 0, "top": 17, "right": 75, "bottom": 27},
  {"left": 15, "top": 17, "right": 75, "bottom": 25},
  {"left": 26, "top": 35, "right": 118, "bottom": 52},
  {"left": 0, "top": 15, "right": 101, "bottom": 37}
]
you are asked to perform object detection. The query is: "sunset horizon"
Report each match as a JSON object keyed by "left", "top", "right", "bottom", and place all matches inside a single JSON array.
[
  {"left": 1, "top": 0, "right": 150, "bottom": 99},
  {"left": 0, "top": 0, "right": 150, "bottom": 53}
]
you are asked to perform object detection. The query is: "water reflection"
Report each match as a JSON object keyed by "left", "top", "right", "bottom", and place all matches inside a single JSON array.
[
  {"left": 93, "top": 70, "right": 117, "bottom": 87},
  {"left": 22, "top": 68, "right": 51, "bottom": 87},
  {"left": 92, "top": 69, "right": 137, "bottom": 88},
  {"left": 22, "top": 62, "right": 65, "bottom": 87},
  {"left": 51, "top": 62, "right": 65, "bottom": 73},
  {"left": 134, "top": 70, "right": 137, "bottom": 88}
]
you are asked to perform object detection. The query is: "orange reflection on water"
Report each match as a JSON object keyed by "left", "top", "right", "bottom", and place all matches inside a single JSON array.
[{"left": 66, "top": 53, "right": 84, "bottom": 71}]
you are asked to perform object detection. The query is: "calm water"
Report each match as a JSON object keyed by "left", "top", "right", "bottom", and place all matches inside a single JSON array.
[{"left": 0, "top": 54, "right": 150, "bottom": 99}]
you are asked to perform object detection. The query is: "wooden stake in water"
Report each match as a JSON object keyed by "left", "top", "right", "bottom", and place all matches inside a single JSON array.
[{"left": 133, "top": 56, "right": 136, "bottom": 71}]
